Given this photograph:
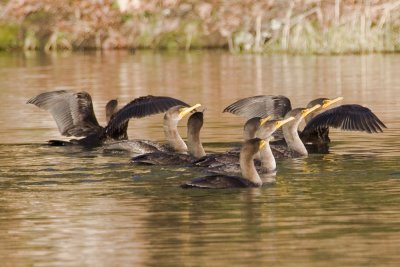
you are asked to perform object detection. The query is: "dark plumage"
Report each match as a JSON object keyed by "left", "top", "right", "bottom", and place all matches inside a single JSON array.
[
  {"left": 193, "top": 151, "right": 240, "bottom": 168},
  {"left": 105, "top": 99, "right": 119, "bottom": 123},
  {"left": 223, "top": 95, "right": 292, "bottom": 119},
  {"left": 181, "top": 138, "right": 265, "bottom": 189},
  {"left": 191, "top": 116, "right": 269, "bottom": 169},
  {"left": 194, "top": 117, "right": 295, "bottom": 175},
  {"left": 28, "top": 90, "right": 189, "bottom": 147},
  {"left": 101, "top": 139, "right": 174, "bottom": 155},
  {"left": 301, "top": 104, "right": 386, "bottom": 143},
  {"left": 223, "top": 95, "right": 386, "bottom": 148},
  {"left": 131, "top": 152, "right": 194, "bottom": 165},
  {"left": 27, "top": 90, "right": 102, "bottom": 137},
  {"left": 131, "top": 111, "right": 205, "bottom": 165},
  {"left": 105, "top": 96, "right": 189, "bottom": 137},
  {"left": 181, "top": 175, "right": 260, "bottom": 189}
]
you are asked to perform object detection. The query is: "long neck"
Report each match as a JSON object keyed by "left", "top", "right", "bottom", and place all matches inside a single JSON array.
[
  {"left": 259, "top": 141, "right": 276, "bottom": 172},
  {"left": 187, "top": 127, "right": 205, "bottom": 158},
  {"left": 243, "top": 129, "right": 256, "bottom": 141},
  {"left": 304, "top": 110, "right": 319, "bottom": 124},
  {"left": 163, "top": 118, "right": 187, "bottom": 153},
  {"left": 240, "top": 150, "right": 262, "bottom": 186},
  {"left": 282, "top": 119, "right": 308, "bottom": 156}
]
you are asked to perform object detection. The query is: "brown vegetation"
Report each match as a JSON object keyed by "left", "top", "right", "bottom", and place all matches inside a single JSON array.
[{"left": 1, "top": 0, "right": 400, "bottom": 53}]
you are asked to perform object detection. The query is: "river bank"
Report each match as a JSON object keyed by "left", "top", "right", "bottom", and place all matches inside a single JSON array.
[{"left": 1, "top": 0, "right": 400, "bottom": 54}]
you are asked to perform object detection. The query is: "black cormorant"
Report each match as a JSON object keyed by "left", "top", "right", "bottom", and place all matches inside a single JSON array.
[{"left": 27, "top": 90, "right": 189, "bottom": 147}]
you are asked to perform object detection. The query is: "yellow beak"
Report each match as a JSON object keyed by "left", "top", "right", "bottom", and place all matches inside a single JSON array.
[
  {"left": 301, "top": 104, "right": 321, "bottom": 118},
  {"left": 322, "top": 96, "right": 343, "bottom": 108},
  {"left": 260, "top": 115, "right": 272, "bottom": 126},
  {"left": 178, "top": 104, "right": 201, "bottom": 119},
  {"left": 275, "top": 116, "right": 295, "bottom": 128},
  {"left": 259, "top": 139, "right": 266, "bottom": 149}
]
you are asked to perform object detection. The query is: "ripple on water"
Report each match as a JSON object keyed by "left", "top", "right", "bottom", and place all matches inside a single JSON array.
[{"left": 0, "top": 52, "right": 400, "bottom": 266}]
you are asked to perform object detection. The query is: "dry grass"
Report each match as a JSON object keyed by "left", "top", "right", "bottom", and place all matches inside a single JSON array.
[{"left": 1, "top": 0, "right": 400, "bottom": 54}]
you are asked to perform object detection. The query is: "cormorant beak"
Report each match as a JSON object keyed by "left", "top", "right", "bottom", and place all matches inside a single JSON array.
[
  {"left": 259, "top": 139, "right": 266, "bottom": 149},
  {"left": 260, "top": 115, "right": 272, "bottom": 126},
  {"left": 322, "top": 96, "right": 343, "bottom": 108},
  {"left": 275, "top": 116, "right": 295, "bottom": 129},
  {"left": 178, "top": 104, "right": 202, "bottom": 119},
  {"left": 301, "top": 104, "right": 321, "bottom": 118}
]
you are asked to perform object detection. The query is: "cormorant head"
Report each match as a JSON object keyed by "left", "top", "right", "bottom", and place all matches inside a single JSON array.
[
  {"left": 284, "top": 104, "right": 321, "bottom": 125},
  {"left": 307, "top": 97, "right": 343, "bottom": 110},
  {"left": 165, "top": 104, "right": 201, "bottom": 121},
  {"left": 105, "top": 99, "right": 118, "bottom": 123},
  {"left": 256, "top": 117, "right": 295, "bottom": 139},
  {"left": 243, "top": 115, "right": 271, "bottom": 140}
]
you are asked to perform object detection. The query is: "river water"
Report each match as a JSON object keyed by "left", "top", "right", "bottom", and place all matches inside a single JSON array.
[{"left": 0, "top": 51, "right": 399, "bottom": 266}]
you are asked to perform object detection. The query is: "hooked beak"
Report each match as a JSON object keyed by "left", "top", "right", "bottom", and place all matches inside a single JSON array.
[
  {"left": 260, "top": 115, "right": 272, "bottom": 126},
  {"left": 301, "top": 104, "right": 321, "bottom": 118},
  {"left": 178, "top": 104, "right": 201, "bottom": 119},
  {"left": 322, "top": 96, "right": 343, "bottom": 108},
  {"left": 275, "top": 116, "right": 295, "bottom": 129}
]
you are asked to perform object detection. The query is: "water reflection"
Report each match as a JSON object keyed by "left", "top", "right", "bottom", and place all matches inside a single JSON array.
[{"left": 0, "top": 51, "right": 399, "bottom": 266}]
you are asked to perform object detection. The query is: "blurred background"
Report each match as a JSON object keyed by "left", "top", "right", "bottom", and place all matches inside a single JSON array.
[{"left": 1, "top": 0, "right": 400, "bottom": 54}]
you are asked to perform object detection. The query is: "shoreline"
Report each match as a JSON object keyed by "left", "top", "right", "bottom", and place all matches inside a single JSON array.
[{"left": 2, "top": 1, "right": 400, "bottom": 54}]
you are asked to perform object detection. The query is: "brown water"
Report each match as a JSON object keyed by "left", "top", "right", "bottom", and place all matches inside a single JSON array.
[{"left": 0, "top": 51, "right": 399, "bottom": 266}]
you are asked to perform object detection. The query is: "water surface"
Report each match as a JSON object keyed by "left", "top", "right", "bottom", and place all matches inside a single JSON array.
[{"left": 0, "top": 51, "right": 399, "bottom": 266}]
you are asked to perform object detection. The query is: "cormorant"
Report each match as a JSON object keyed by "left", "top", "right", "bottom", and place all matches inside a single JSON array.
[
  {"left": 223, "top": 95, "right": 386, "bottom": 152},
  {"left": 131, "top": 110, "right": 205, "bottom": 165},
  {"left": 27, "top": 90, "right": 189, "bottom": 147},
  {"left": 203, "top": 117, "right": 295, "bottom": 175},
  {"left": 181, "top": 138, "right": 267, "bottom": 189}
]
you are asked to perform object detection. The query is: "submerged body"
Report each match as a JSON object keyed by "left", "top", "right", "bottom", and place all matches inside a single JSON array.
[
  {"left": 131, "top": 110, "right": 205, "bottom": 165},
  {"left": 101, "top": 139, "right": 174, "bottom": 155},
  {"left": 195, "top": 117, "right": 295, "bottom": 176},
  {"left": 181, "top": 138, "right": 266, "bottom": 189},
  {"left": 193, "top": 104, "right": 318, "bottom": 176},
  {"left": 191, "top": 116, "right": 272, "bottom": 170},
  {"left": 224, "top": 96, "right": 386, "bottom": 153}
]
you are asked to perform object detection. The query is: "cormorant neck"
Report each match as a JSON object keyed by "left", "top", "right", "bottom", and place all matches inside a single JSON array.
[
  {"left": 187, "top": 126, "right": 205, "bottom": 158},
  {"left": 243, "top": 130, "right": 256, "bottom": 141},
  {"left": 163, "top": 117, "right": 187, "bottom": 153},
  {"left": 304, "top": 110, "right": 319, "bottom": 124},
  {"left": 259, "top": 141, "right": 276, "bottom": 172},
  {"left": 240, "top": 149, "right": 262, "bottom": 186},
  {"left": 282, "top": 119, "right": 308, "bottom": 156}
]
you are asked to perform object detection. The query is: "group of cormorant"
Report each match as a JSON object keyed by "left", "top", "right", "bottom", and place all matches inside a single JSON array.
[{"left": 27, "top": 90, "right": 386, "bottom": 189}]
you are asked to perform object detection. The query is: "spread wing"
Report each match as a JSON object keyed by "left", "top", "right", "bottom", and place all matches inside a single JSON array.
[
  {"left": 27, "top": 90, "right": 102, "bottom": 137},
  {"left": 105, "top": 95, "right": 189, "bottom": 135},
  {"left": 302, "top": 104, "right": 387, "bottom": 135},
  {"left": 223, "top": 95, "right": 292, "bottom": 119}
]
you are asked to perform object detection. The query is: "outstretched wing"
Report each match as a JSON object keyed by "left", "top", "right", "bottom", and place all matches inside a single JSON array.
[
  {"left": 27, "top": 90, "right": 102, "bottom": 137},
  {"left": 302, "top": 104, "right": 387, "bottom": 135},
  {"left": 223, "top": 95, "right": 292, "bottom": 119},
  {"left": 105, "top": 95, "right": 189, "bottom": 135}
]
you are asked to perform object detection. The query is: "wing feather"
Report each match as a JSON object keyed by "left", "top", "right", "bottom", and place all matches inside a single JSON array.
[
  {"left": 223, "top": 95, "right": 292, "bottom": 119},
  {"left": 359, "top": 113, "right": 373, "bottom": 133},
  {"left": 27, "top": 90, "right": 102, "bottom": 137},
  {"left": 302, "top": 104, "right": 386, "bottom": 135},
  {"left": 105, "top": 95, "right": 189, "bottom": 135}
]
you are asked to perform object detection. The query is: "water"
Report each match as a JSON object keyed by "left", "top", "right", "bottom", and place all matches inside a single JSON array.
[{"left": 0, "top": 51, "right": 399, "bottom": 266}]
